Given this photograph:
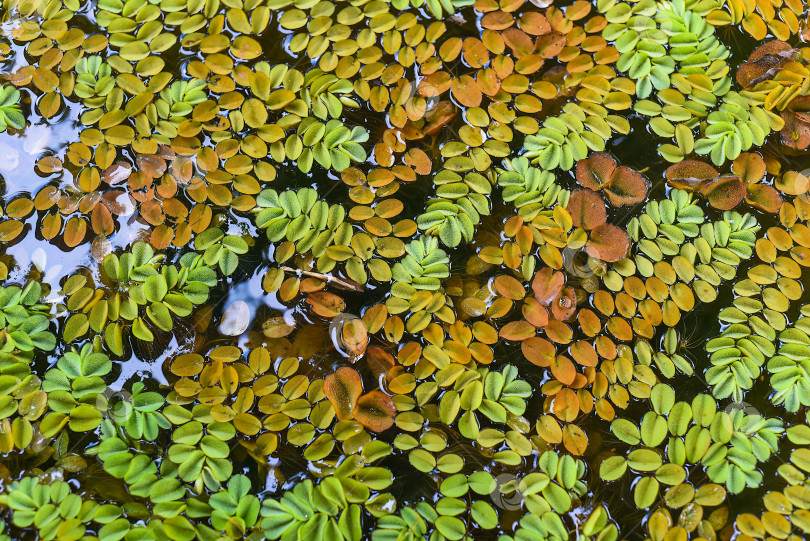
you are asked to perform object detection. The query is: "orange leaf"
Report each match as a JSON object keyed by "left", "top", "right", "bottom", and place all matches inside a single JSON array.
[
  {"left": 494, "top": 275, "right": 525, "bottom": 300},
  {"left": 451, "top": 75, "right": 482, "bottom": 107},
  {"left": 481, "top": 11, "right": 514, "bottom": 30},
  {"left": 501, "top": 28, "right": 534, "bottom": 58},
  {"left": 731, "top": 152, "right": 766, "bottom": 184},
  {"left": 324, "top": 367, "right": 363, "bottom": 421},
  {"left": 499, "top": 320, "right": 536, "bottom": 341},
  {"left": 63, "top": 216, "right": 87, "bottom": 247},
  {"left": 521, "top": 298, "right": 549, "bottom": 328},
  {"left": 476, "top": 68, "right": 501, "bottom": 96},
  {"left": 519, "top": 12, "right": 551, "bottom": 35},
  {"left": 562, "top": 424, "right": 588, "bottom": 455},
  {"left": 569, "top": 341, "right": 598, "bottom": 367},
  {"left": 552, "top": 388, "right": 580, "bottom": 422},
  {"left": 306, "top": 291, "right": 346, "bottom": 318},
  {"left": 522, "top": 336, "right": 555, "bottom": 366},
  {"left": 531, "top": 267, "right": 564, "bottom": 305},
  {"left": 550, "top": 355, "right": 576, "bottom": 385},
  {"left": 535, "top": 32, "right": 566, "bottom": 59}
]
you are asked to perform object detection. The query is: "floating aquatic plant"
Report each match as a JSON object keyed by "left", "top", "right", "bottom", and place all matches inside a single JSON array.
[
  {"left": 3, "top": 0, "right": 810, "bottom": 538},
  {"left": 0, "top": 85, "right": 24, "bottom": 132}
]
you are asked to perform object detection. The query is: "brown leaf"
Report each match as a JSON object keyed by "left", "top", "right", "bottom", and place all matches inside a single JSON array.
[{"left": 780, "top": 110, "right": 810, "bottom": 150}]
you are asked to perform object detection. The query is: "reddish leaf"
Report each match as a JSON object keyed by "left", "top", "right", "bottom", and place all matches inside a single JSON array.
[
  {"left": 701, "top": 175, "right": 747, "bottom": 210},
  {"left": 745, "top": 184, "right": 783, "bottom": 213},
  {"left": 531, "top": 267, "right": 564, "bottom": 305},
  {"left": 353, "top": 390, "right": 395, "bottom": 432},
  {"left": 586, "top": 223, "right": 629, "bottom": 263},
  {"left": 604, "top": 166, "right": 648, "bottom": 206},
  {"left": 576, "top": 152, "right": 616, "bottom": 191},
  {"left": 324, "top": 367, "right": 363, "bottom": 421},
  {"left": 567, "top": 189, "right": 606, "bottom": 230}
]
